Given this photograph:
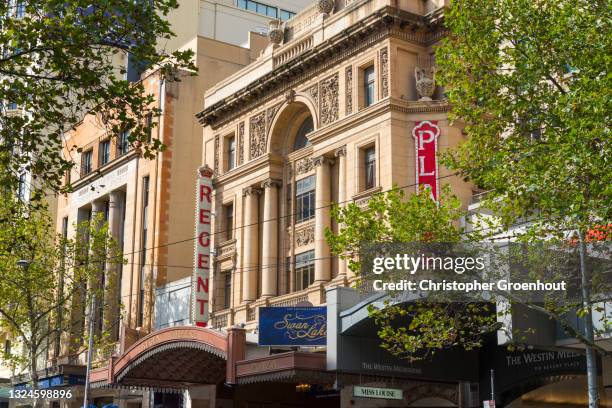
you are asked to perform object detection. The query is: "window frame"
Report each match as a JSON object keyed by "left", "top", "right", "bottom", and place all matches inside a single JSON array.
[
  {"left": 364, "top": 145, "right": 376, "bottom": 190},
  {"left": 81, "top": 149, "right": 93, "bottom": 175},
  {"left": 363, "top": 65, "right": 376, "bottom": 107},
  {"left": 295, "top": 175, "right": 315, "bottom": 224},
  {"left": 99, "top": 139, "right": 111, "bottom": 166},
  {"left": 294, "top": 250, "right": 315, "bottom": 291}
]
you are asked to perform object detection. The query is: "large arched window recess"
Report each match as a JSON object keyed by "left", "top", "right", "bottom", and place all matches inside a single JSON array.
[{"left": 292, "top": 116, "right": 313, "bottom": 152}]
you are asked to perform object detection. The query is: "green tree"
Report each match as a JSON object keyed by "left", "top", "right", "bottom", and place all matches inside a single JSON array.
[
  {"left": 0, "top": 0, "right": 196, "bottom": 197},
  {"left": 436, "top": 0, "right": 611, "bottom": 405},
  {"left": 326, "top": 186, "right": 498, "bottom": 361},
  {"left": 0, "top": 196, "right": 124, "bottom": 404}
]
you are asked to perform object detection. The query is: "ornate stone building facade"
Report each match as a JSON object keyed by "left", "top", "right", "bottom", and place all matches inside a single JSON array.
[{"left": 197, "top": 0, "right": 473, "bottom": 329}]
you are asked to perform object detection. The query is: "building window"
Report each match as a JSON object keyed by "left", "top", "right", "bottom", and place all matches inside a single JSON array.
[
  {"left": 81, "top": 150, "right": 93, "bottom": 175},
  {"left": 118, "top": 130, "right": 130, "bottom": 156},
  {"left": 295, "top": 175, "right": 315, "bottom": 223},
  {"left": 293, "top": 116, "right": 313, "bottom": 151},
  {"left": 363, "top": 65, "right": 375, "bottom": 107},
  {"left": 223, "top": 272, "right": 232, "bottom": 309},
  {"left": 15, "top": 1, "right": 25, "bottom": 18},
  {"left": 17, "top": 172, "right": 27, "bottom": 201},
  {"left": 138, "top": 176, "right": 150, "bottom": 327},
  {"left": 99, "top": 139, "right": 111, "bottom": 166},
  {"left": 237, "top": 0, "right": 281, "bottom": 18},
  {"left": 364, "top": 146, "right": 376, "bottom": 190},
  {"left": 227, "top": 136, "right": 236, "bottom": 170},
  {"left": 224, "top": 203, "right": 234, "bottom": 240},
  {"left": 145, "top": 112, "right": 153, "bottom": 143},
  {"left": 280, "top": 9, "right": 295, "bottom": 21},
  {"left": 295, "top": 250, "right": 315, "bottom": 291}
]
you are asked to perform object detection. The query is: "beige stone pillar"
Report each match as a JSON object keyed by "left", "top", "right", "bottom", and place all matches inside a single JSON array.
[
  {"left": 87, "top": 200, "right": 106, "bottom": 338},
  {"left": 261, "top": 179, "right": 280, "bottom": 298},
  {"left": 334, "top": 146, "right": 347, "bottom": 276},
  {"left": 314, "top": 155, "right": 333, "bottom": 283},
  {"left": 103, "top": 190, "right": 123, "bottom": 340},
  {"left": 242, "top": 187, "right": 260, "bottom": 302}
]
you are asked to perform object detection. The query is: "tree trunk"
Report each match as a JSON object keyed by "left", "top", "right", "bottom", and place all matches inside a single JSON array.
[
  {"left": 29, "top": 347, "right": 41, "bottom": 408},
  {"left": 579, "top": 231, "right": 600, "bottom": 408}
]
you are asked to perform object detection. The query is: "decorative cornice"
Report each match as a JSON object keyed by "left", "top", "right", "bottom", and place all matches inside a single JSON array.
[{"left": 196, "top": 6, "right": 445, "bottom": 129}]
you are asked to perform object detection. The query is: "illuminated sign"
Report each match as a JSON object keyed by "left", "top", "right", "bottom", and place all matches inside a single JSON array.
[
  {"left": 259, "top": 307, "right": 326, "bottom": 346},
  {"left": 353, "top": 386, "right": 403, "bottom": 400},
  {"left": 412, "top": 120, "right": 441, "bottom": 199},
  {"left": 192, "top": 165, "right": 213, "bottom": 327}
]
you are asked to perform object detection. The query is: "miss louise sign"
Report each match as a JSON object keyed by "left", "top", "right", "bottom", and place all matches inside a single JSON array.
[{"left": 192, "top": 165, "right": 213, "bottom": 327}]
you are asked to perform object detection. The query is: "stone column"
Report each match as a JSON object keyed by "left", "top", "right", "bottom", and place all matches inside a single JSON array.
[
  {"left": 103, "top": 190, "right": 123, "bottom": 340},
  {"left": 334, "top": 146, "right": 347, "bottom": 276},
  {"left": 261, "top": 179, "right": 280, "bottom": 298},
  {"left": 314, "top": 155, "right": 333, "bottom": 283},
  {"left": 242, "top": 187, "right": 261, "bottom": 302},
  {"left": 87, "top": 200, "right": 106, "bottom": 338}
]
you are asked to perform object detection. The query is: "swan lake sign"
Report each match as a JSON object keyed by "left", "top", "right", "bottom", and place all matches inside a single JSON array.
[
  {"left": 258, "top": 306, "right": 327, "bottom": 346},
  {"left": 353, "top": 386, "right": 403, "bottom": 400}
]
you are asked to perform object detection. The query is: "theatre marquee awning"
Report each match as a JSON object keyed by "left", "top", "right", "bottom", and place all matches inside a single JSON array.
[{"left": 91, "top": 326, "right": 228, "bottom": 390}]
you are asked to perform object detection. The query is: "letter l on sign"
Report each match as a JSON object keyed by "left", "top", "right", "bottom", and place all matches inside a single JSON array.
[{"left": 412, "top": 120, "right": 441, "bottom": 199}]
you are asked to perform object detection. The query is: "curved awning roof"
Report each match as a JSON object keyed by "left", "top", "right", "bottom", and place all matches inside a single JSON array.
[{"left": 91, "top": 326, "right": 228, "bottom": 390}]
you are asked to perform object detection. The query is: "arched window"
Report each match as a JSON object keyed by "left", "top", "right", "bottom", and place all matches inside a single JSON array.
[{"left": 292, "top": 116, "right": 313, "bottom": 151}]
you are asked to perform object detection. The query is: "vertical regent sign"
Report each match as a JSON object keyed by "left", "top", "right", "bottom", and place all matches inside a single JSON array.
[
  {"left": 412, "top": 120, "right": 441, "bottom": 199},
  {"left": 192, "top": 165, "right": 213, "bottom": 327}
]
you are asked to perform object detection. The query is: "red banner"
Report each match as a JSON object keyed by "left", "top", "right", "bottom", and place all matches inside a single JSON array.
[
  {"left": 193, "top": 165, "right": 213, "bottom": 327},
  {"left": 412, "top": 121, "right": 441, "bottom": 199}
]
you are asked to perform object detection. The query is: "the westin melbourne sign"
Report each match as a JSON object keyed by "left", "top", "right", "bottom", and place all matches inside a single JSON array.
[{"left": 259, "top": 306, "right": 326, "bottom": 346}]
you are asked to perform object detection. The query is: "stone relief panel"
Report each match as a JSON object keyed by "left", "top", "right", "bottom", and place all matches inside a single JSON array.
[
  {"left": 345, "top": 65, "right": 353, "bottom": 115},
  {"left": 305, "top": 83, "right": 319, "bottom": 112},
  {"left": 238, "top": 121, "right": 244, "bottom": 165},
  {"left": 294, "top": 157, "right": 313, "bottom": 175},
  {"left": 214, "top": 135, "right": 219, "bottom": 176},
  {"left": 380, "top": 47, "right": 389, "bottom": 98},
  {"left": 249, "top": 111, "right": 266, "bottom": 160},
  {"left": 320, "top": 73, "right": 339, "bottom": 126},
  {"left": 295, "top": 223, "right": 315, "bottom": 247},
  {"left": 266, "top": 103, "right": 283, "bottom": 133}
]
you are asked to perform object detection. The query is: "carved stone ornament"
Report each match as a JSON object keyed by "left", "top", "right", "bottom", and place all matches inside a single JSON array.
[
  {"left": 295, "top": 157, "right": 313, "bottom": 175},
  {"left": 213, "top": 135, "right": 220, "bottom": 175},
  {"left": 305, "top": 84, "right": 319, "bottom": 109},
  {"left": 313, "top": 155, "right": 334, "bottom": 167},
  {"left": 249, "top": 111, "right": 266, "bottom": 159},
  {"left": 334, "top": 146, "right": 346, "bottom": 157},
  {"left": 380, "top": 47, "right": 389, "bottom": 98},
  {"left": 238, "top": 122, "right": 244, "bottom": 165},
  {"left": 415, "top": 67, "right": 436, "bottom": 101},
  {"left": 267, "top": 103, "right": 282, "bottom": 132},
  {"left": 317, "top": 0, "right": 334, "bottom": 15},
  {"left": 261, "top": 178, "right": 281, "bottom": 189},
  {"left": 268, "top": 20, "right": 284, "bottom": 45},
  {"left": 320, "top": 73, "right": 339, "bottom": 126},
  {"left": 243, "top": 186, "right": 262, "bottom": 196},
  {"left": 295, "top": 225, "right": 315, "bottom": 247},
  {"left": 345, "top": 66, "right": 353, "bottom": 115},
  {"left": 285, "top": 89, "right": 296, "bottom": 104}
]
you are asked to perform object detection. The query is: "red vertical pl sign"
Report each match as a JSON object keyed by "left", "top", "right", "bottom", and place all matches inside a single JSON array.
[
  {"left": 193, "top": 165, "right": 213, "bottom": 327},
  {"left": 412, "top": 120, "right": 441, "bottom": 199}
]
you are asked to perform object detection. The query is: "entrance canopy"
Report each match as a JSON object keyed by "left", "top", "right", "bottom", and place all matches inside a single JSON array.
[{"left": 90, "top": 326, "right": 228, "bottom": 390}]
